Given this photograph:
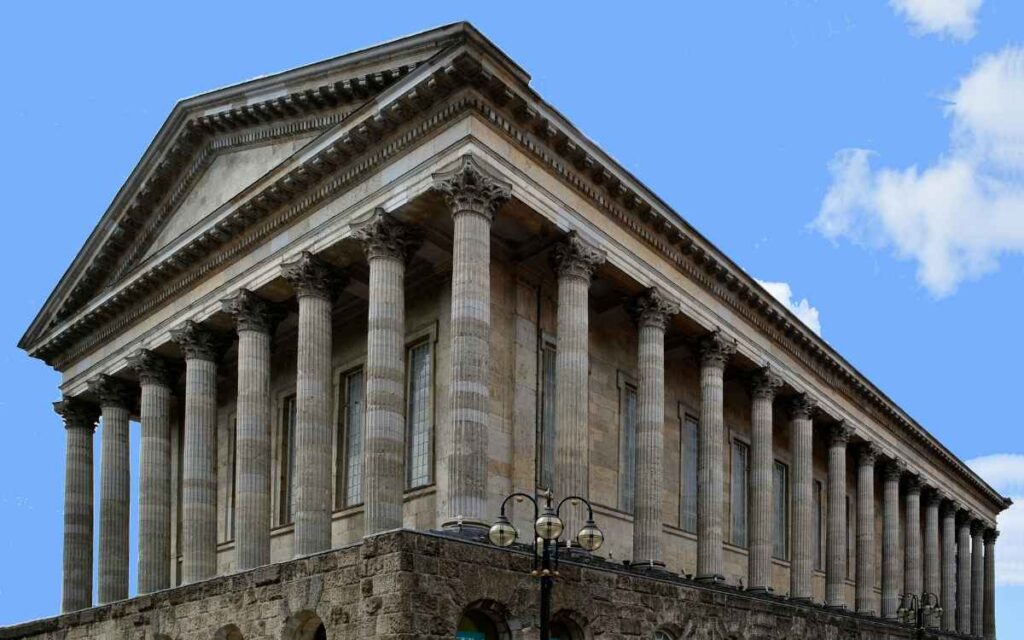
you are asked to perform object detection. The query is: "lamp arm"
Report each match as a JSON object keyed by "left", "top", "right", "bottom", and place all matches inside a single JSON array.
[
  {"left": 499, "top": 492, "right": 539, "bottom": 521},
  {"left": 555, "top": 495, "right": 596, "bottom": 521}
]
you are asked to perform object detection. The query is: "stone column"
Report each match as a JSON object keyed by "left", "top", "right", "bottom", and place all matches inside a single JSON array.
[
  {"left": 904, "top": 473, "right": 922, "bottom": 600},
  {"left": 957, "top": 510, "right": 972, "bottom": 634},
  {"left": 855, "top": 444, "right": 878, "bottom": 615},
  {"left": 984, "top": 529, "right": 998, "bottom": 640},
  {"left": 923, "top": 488, "right": 941, "bottom": 627},
  {"left": 432, "top": 155, "right": 511, "bottom": 529},
  {"left": 89, "top": 374, "right": 132, "bottom": 604},
  {"left": 222, "top": 290, "right": 282, "bottom": 569},
  {"left": 550, "top": 232, "right": 605, "bottom": 543},
  {"left": 941, "top": 500, "right": 958, "bottom": 631},
  {"left": 170, "top": 320, "right": 222, "bottom": 584},
  {"left": 825, "top": 421, "right": 852, "bottom": 609},
  {"left": 696, "top": 330, "right": 736, "bottom": 582},
  {"left": 748, "top": 365, "right": 781, "bottom": 592},
  {"left": 629, "top": 288, "right": 677, "bottom": 567},
  {"left": 127, "top": 350, "right": 174, "bottom": 593},
  {"left": 283, "top": 252, "right": 339, "bottom": 557},
  {"left": 355, "top": 210, "right": 419, "bottom": 536},
  {"left": 789, "top": 393, "right": 817, "bottom": 601},
  {"left": 972, "top": 519, "right": 985, "bottom": 637},
  {"left": 55, "top": 397, "right": 99, "bottom": 613},
  {"left": 882, "top": 458, "right": 904, "bottom": 619}
]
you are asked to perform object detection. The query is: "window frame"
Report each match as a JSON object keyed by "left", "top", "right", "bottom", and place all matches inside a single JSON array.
[
  {"left": 404, "top": 322, "right": 438, "bottom": 491},
  {"left": 813, "top": 478, "right": 824, "bottom": 571},
  {"left": 336, "top": 365, "right": 366, "bottom": 509},
  {"left": 772, "top": 459, "right": 789, "bottom": 560},
  {"left": 678, "top": 406, "right": 699, "bottom": 534},
  {"left": 730, "top": 437, "right": 750, "bottom": 548},
  {"left": 536, "top": 331, "right": 557, "bottom": 492},
  {"left": 617, "top": 370, "right": 639, "bottom": 514},
  {"left": 275, "top": 392, "right": 298, "bottom": 527}
]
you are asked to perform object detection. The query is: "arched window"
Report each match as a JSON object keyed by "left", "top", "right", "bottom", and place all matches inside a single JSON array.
[
  {"left": 282, "top": 610, "right": 326, "bottom": 640},
  {"left": 455, "top": 601, "right": 510, "bottom": 640}
]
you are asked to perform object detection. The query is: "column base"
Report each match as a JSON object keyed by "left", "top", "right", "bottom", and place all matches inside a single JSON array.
[
  {"left": 695, "top": 573, "right": 726, "bottom": 583},
  {"left": 438, "top": 519, "right": 489, "bottom": 542},
  {"left": 628, "top": 559, "right": 668, "bottom": 574},
  {"left": 826, "top": 603, "right": 848, "bottom": 611},
  {"left": 746, "top": 586, "right": 774, "bottom": 595},
  {"left": 789, "top": 596, "right": 813, "bottom": 604}
]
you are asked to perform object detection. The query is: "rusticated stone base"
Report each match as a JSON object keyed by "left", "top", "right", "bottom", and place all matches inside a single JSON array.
[{"left": 1, "top": 530, "right": 960, "bottom": 640}]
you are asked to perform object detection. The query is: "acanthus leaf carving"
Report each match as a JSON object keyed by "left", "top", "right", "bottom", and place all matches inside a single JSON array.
[
  {"left": 552, "top": 231, "right": 607, "bottom": 282},
  {"left": 431, "top": 154, "right": 511, "bottom": 221},
  {"left": 353, "top": 208, "right": 422, "bottom": 262}
]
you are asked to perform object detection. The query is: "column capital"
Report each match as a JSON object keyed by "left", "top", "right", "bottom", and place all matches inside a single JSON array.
[
  {"left": 127, "top": 349, "right": 175, "bottom": 387},
  {"left": 552, "top": 231, "right": 607, "bottom": 282},
  {"left": 699, "top": 329, "right": 737, "bottom": 369},
  {"left": 54, "top": 396, "right": 100, "bottom": 431},
  {"left": 857, "top": 442, "right": 879, "bottom": 466},
  {"left": 222, "top": 289, "right": 285, "bottom": 335},
  {"left": 353, "top": 208, "right": 422, "bottom": 262},
  {"left": 431, "top": 154, "right": 512, "bottom": 221},
  {"left": 788, "top": 392, "right": 818, "bottom": 419},
  {"left": 282, "top": 251, "right": 343, "bottom": 300},
  {"left": 984, "top": 528, "right": 999, "bottom": 543},
  {"left": 750, "top": 365, "right": 783, "bottom": 401},
  {"left": 905, "top": 472, "right": 922, "bottom": 494},
  {"left": 170, "top": 320, "right": 226, "bottom": 362},
  {"left": 829, "top": 420, "right": 854, "bottom": 446},
  {"left": 882, "top": 457, "right": 906, "bottom": 481},
  {"left": 943, "top": 498, "right": 962, "bottom": 517},
  {"left": 924, "top": 487, "right": 944, "bottom": 508},
  {"left": 971, "top": 519, "right": 986, "bottom": 536},
  {"left": 629, "top": 286, "right": 679, "bottom": 330},
  {"left": 87, "top": 374, "right": 133, "bottom": 409},
  {"left": 956, "top": 507, "right": 973, "bottom": 525}
]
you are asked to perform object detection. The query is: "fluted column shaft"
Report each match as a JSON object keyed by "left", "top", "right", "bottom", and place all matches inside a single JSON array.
[
  {"left": 957, "top": 515, "right": 972, "bottom": 634},
  {"left": 826, "top": 423, "right": 851, "bottom": 608},
  {"left": 984, "top": 530, "right": 998, "bottom": 640},
  {"left": 356, "top": 212, "right": 417, "bottom": 536},
  {"left": 130, "top": 350, "right": 174, "bottom": 593},
  {"left": 923, "top": 492, "right": 941, "bottom": 628},
  {"left": 172, "top": 321, "right": 221, "bottom": 584},
  {"left": 789, "top": 395, "right": 816, "bottom": 601},
  {"left": 433, "top": 156, "right": 510, "bottom": 528},
  {"left": 941, "top": 502, "right": 957, "bottom": 631},
  {"left": 56, "top": 398, "right": 98, "bottom": 613},
  {"left": 696, "top": 331, "right": 735, "bottom": 582},
  {"left": 91, "top": 375, "right": 132, "bottom": 604},
  {"left": 630, "top": 288, "right": 675, "bottom": 567},
  {"left": 749, "top": 367, "right": 781, "bottom": 592},
  {"left": 972, "top": 521, "right": 985, "bottom": 637},
  {"left": 904, "top": 477, "right": 922, "bottom": 599},
  {"left": 856, "top": 446, "right": 878, "bottom": 615},
  {"left": 882, "top": 460, "right": 903, "bottom": 619}
]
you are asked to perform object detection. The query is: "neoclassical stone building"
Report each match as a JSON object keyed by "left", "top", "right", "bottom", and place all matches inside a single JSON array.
[{"left": 6, "top": 22, "right": 1010, "bottom": 640}]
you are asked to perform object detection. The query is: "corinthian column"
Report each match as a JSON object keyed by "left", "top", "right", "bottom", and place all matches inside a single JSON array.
[
  {"left": 856, "top": 444, "right": 878, "bottom": 615},
  {"left": 882, "top": 458, "right": 905, "bottom": 619},
  {"left": 923, "top": 488, "right": 941, "bottom": 627},
  {"left": 904, "top": 473, "right": 922, "bottom": 599},
  {"left": 748, "top": 365, "right": 781, "bottom": 592},
  {"left": 283, "top": 252, "right": 339, "bottom": 557},
  {"left": 972, "top": 519, "right": 985, "bottom": 637},
  {"left": 696, "top": 329, "right": 736, "bottom": 582},
  {"left": 826, "top": 421, "right": 852, "bottom": 609},
  {"left": 223, "top": 290, "right": 282, "bottom": 569},
  {"left": 127, "top": 350, "right": 174, "bottom": 593},
  {"left": 355, "top": 210, "right": 419, "bottom": 536},
  {"left": 89, "top": 374, "right": 133, "bottom": 604},
  {"left": 432, "top": 155, "right": 511, "bottom": 529},
  {"left": 984, "top": 529, "right": 998, "bottom": 640},
  {"left": 170, "top": 320, "right": 223, "bottom": 583},
  {"left": 789, "top": 393, "right": 817, "bottom": 601},
  {"left": 941, "top": 499, "right": 958, "bottom": 631},
  {"left": 551, "top": 232, "right": 605, "bottom": 543},
  {"left": 629, "top": 287, "right": 677, "bottom": 567},
  {"left": 55, "top": 397, "right": 99, "bottom": 613},
  {"left": 957, "top": 510, "right": 973, "bottom": 634}
]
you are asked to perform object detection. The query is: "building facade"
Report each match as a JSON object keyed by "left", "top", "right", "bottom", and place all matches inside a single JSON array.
[{"left": 7, "top": 22, "right": 1009, "bottom": 640}]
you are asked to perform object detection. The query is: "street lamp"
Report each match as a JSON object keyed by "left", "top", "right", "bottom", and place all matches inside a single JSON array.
[
  {"left": 488, "top": 489, "right": 603, "bottom": 640},
  {"left": 896, "top": 592, "right": 942, "bottom": 635}
]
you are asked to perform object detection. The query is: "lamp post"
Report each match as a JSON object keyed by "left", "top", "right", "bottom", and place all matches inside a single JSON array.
[
  {"left": 488, "top": 489, "right": 604, "bottom": 640},
  {"left": 896, "top": 592, "right": 942, "bottom": 637}
]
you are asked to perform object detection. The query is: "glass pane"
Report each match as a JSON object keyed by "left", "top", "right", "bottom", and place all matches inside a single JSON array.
[
  {"left": 539, "top": 344, "right": 557, "bottom": 490},
  {"left": 407, "top": 342, "right": 433, "bottom": 488},
  {"left": 731, "top": 441, "right": 748, "bottom": 547},
  {"left": 618, "top": 385, "right": 637, "bottom": 513},
  {"left": 343, "top": 370, "right": 365, "bottom": 506},
  {"left": 813, "top": 480, "right": 823, "bottom": 570},
  {"left": 773, "top": 461, "right": 787, "bottom": 559},
  {"left": 280, "top": 396, "right": 297, "bottom": 525},
  {"left": 681, "top": 416, "right": 698, "bottom": 532}
]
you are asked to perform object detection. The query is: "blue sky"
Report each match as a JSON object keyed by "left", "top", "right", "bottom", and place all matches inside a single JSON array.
[{"left": 1, "top": 0, "right": 1021, "bottom": 634}]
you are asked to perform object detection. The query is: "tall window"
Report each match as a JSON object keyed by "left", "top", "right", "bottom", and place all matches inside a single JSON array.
[
  {"left": 225, "top": 417, "right": 237, "bottom": 541},
  {"left": 772, "top": 461, "right": 788, "bottom": 559},
  {"left": 339, "top": 368, "right": 365, "bottom": 507},
  {"left": 680, "top": 413, "right": 698, "bottom": 533},
  {"left": 537, "top": 339, "right": 557, "bottom": 491},
  {"left": 846, "top": 494, "right": 854, "bottom": 579},
  {"left": 618, "top": 380, "right": 638, "bottom": 513},
  {"left": 406, "top": 341, "right": 433, "bottom": 489},
  {"left": 813, "top": 479, "right": 823, "bottom": 570},
  {"left": 278, "top": 395, "right": 297, "bottom": 525},
  {"left": 730, "top": 440, "right": 749, "bottom": 547}
]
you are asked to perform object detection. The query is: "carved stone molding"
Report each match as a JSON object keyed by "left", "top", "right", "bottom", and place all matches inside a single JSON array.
[
  {"left": 353, "top": 208, "right": 421, "bottom": 262},
  {"left": 431, "top": 154, "right": 511, "bottom": 221},
  {"left": 924, "top": 488, "right": 943, "bottom": 508},
  {"left": 984, "top": 528, "right": 999, "bottom": 543},
  {"left": 750, "top": 365, "right": 783, "bottom": 401},
  {"left": 221, "top": 289, "right": 285, "bottom": 335},
  {"left": 971, "top": 519, "right": 986, "bottom": 535},
  {"left": 170, "top": 321, "right": 225, "bottom": 362},
  {"left": 829, "top": 420, "right": 854, "bottom": 446},
  {"left": 858, "top": 443, "right": 879, "bottom": 466},
  {"left": 127, "top": 349, "right": 175, "bottom": 388},
  {"left": 54, "top": 396, "right": 100, "bottom": 431},
  {"left": 883, "top": 458, "right": 907, "bottom": 482},
  {"left": 699, "top": 329, "right": 737, "bottom": 369},
  {"left": 552, "top": 231, "right": 607, "bottom": 282},
  {"left": 282, "top": 251, "right": 342, "bottom": 300},
  {"left": 88, "top": 374, "right": 134, "bottom": 409},
  {"left": 904, "top": 472, "right": 922, "bottom": 493},
  {"left": 789, "top": 392, "right": 818, "bottom": 420},
  {"left": 629, "top": 287, "right": 679, "bottom": 331}
]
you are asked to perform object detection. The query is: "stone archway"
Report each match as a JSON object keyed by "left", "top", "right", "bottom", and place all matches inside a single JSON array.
[
  {"left": 282, "top": 610, "right": 327, "bottom": 640},
  {"left": 549, "top": 610, "right": 588, "bottom": 640},
  {"left": 214, "top": 624, "right": 243, "bottom": 640},
  {"left": 455, "top": 599, "right": 512, "bottom": 639}
]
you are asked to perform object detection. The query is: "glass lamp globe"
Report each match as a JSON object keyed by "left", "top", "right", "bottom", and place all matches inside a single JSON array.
[
  {"left": 576, "top": 519, "right": 604, "bottom": 551},
  {"left": 488, "top": 515, "right": 517, "bottom": 547},
  {"left": 535, "top": 508, "right": 564, "bottom": 541}
]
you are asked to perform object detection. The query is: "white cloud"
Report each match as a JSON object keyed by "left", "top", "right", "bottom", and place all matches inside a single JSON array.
[
  {"left": 890, "top": 0, "right": 982, "bottom": 41},
  {"left": 814, "top": 46, "right": 1024, "bottom": 297},
  {"left": 967, "top": 453, "right": 1024, "bottom": 586},
  {"left": 755, "top": 279, "right": 822, "bottom": 335}
]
